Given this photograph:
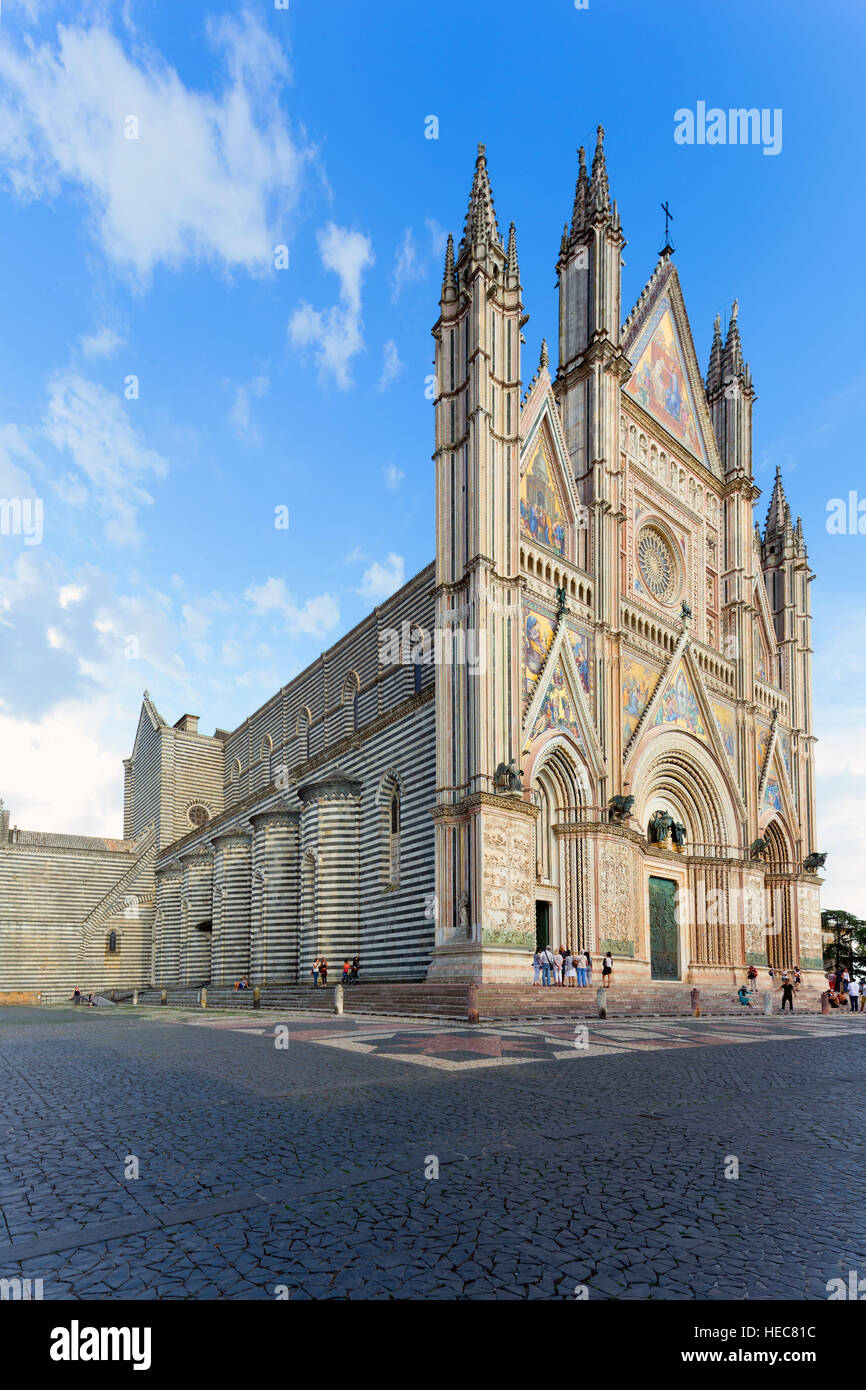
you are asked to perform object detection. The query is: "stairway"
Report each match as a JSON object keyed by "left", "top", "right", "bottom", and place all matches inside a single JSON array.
[{"left": 126, "top": 980, "right": 826, "bottom": 1021}]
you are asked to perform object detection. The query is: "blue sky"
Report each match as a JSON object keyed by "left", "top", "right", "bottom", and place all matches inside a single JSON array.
[{"left": 0, "top": 0, "right": 863, "bottom": 911}]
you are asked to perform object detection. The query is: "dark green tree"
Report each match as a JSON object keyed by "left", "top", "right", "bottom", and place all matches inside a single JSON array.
[{"left": 822, "top": 909, "right": 866, "bottom": 978}]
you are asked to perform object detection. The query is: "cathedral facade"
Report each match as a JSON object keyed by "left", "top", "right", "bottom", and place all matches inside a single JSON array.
[{"left": 0, "top": 129, "right": 825, "bottom": 998}]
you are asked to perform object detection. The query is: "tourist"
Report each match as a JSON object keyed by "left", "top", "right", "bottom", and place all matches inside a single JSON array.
[
  {"left": 72, "top": 985, "right": 81, "bottom": 1006},
  {"left": 561, "top": 946, "right": 572, "bottom": 985},
  {"left": 747, "top": 964, "right": 758, "bottom": 992},
  {"left": 565, "top": 950, "right": 577, "bottom": 987},
  {"left": 87, "top": 993, "right": 94, "bottom": 1008},
  {"left": 350, "top": 955, "right": 360, "bottom": 985},
  {"left": 541, "top": 946, "right": 554, "bottom": 986},
  {"left": 841, "top": 969, "right": 850, "bottom": 997},
  {"left": 532, "top": 950, "right": 542, "bottom": 986},
  {"left": 586, "top": 953, "right": 593, "bottom": 988},
  {"left": 602, "top": 951, "right": 613, "bottom": 988},
  {"left": 737, "top": 985, "right": 752, "bottom": 1007},
  {"left": 847, "top": 977, "right": 861, "bottom": 1012},
  {"left": 834, "top": 966, "right": 843, "bottom": 993},
  {"left": 793, "top": 965, "right": 802, "bottom": 992},
  {"left": 768, "top": 964, "right": 776, "bottom": 986},
  {"left": 553, "top": 948, "right": 563, "bottom": 986},
  {"left": 341, "top": 960, "right": 351, "bottom": 985},
  {"left": 320, "top": 957, "right": 329, "bottom": 986},
  {"left": 576, "top": 950, "right": 588, "bottom": 988},
  {"left": 311, "top": 958, "right": 320, "bottom": 987},
  {"left": 780, "top": 976, "right": 794, "bottom": 1012}
]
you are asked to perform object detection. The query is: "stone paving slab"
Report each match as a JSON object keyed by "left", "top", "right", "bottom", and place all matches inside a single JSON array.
[{"left": 0, "top": 1005, "right": 863, "bottom": 1299}]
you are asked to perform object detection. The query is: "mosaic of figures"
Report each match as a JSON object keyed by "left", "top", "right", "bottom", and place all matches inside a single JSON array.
[
  {"left": 529, "top": 658, "right": 585, "bottom": 748},
  {"left": 756, "top": 722, "right": 771, "bottom": 774},
  {"left": 652, "top": 664, "right": 708, "bottom": 744},
  {"left": 626, "top": 302, "right": 705, "bottom": 463},
  {"left": 711, "top": 701, "right": 736, "bottom": 767},
  {"left": 523, "top": 608, "right": 591, "bottom": 704},
  {"left": 520, "top": 434, "right": 567, "bottom": 557},
  {"left": 622, "top": 657, "right": 660, "bottom": 745}
]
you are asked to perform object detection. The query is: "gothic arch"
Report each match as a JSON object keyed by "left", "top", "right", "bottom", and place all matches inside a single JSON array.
[{"left": 630, "top": 731, "right": 741, "bottom": 852}]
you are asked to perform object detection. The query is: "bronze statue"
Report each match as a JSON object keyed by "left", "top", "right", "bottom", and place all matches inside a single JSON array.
[
  {"left": 804, "top": 851, "right": 827, "bottom": 872},
  {"left": 493, "top": 758, "right": 523, "bottom": 793},
  {"left": 648, "top": 809, "right": 674, "bottom": 844},
  {"left": 750, "top": 837, "right": 769, "bottom": 860},
  {"left": 608, "top": 794, "right": 635, "bottom": 822},
  {"left": 671, "top": 820, "right": 686, "bottom": 849},
  {"left": 555, "top": 585, "right": 568, "bottom": 618}
]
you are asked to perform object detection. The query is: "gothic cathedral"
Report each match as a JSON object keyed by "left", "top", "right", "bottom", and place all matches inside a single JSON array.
[{"left": 0, "top": 129, "right": 824, "bottom": 999}]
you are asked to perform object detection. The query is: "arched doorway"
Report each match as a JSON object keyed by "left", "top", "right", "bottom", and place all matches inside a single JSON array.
[
  {"left": 531, "top": 739, "right": 591, "bottom": 953},
  {"left": 763, "top": 818, "right": 795, "bottom": 969}
]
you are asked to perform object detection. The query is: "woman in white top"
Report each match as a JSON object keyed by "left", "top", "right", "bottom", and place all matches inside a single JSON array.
[
  {"left": 565, "top": 951, "right": 577, "bottom": 987},
  {"left": 553, "top": 950, "right": 563, "bottom": 985}
]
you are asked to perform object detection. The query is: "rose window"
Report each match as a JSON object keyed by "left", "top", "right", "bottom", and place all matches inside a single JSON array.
[{"left": 637, "top": 526, "right": 678, "bottom": 603}]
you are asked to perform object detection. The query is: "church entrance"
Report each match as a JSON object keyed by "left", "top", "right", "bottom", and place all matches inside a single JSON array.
[
  {"left": 648, "top": 877, "right": 679, "bottom": 980},
  {"left": 535, "top": 901, "right": 550, "bottom": 951}
]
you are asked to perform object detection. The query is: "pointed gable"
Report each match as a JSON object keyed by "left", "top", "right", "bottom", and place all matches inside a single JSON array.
[
  {"left": 622, "top": 259, "right": 721, "bottom": 476},
  {"left": 530, "top": 654, "right": 585, "bottom": 747},
  {"left": 651, "top": 659, "right": 709, "bottom": 745},
  {"left": 626, "top": 302, "right": 706, "bottom": 464},
  {"left": 520, "top": 425, "right": 568, "bottom": 557}
]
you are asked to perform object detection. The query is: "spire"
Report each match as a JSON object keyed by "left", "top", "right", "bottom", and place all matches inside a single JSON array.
[
  {"left": 589, "top": 125, "right": 610, "bottom": 214},
  {"left": 764, "top": 467, "right": 790, "bottom": 540},
  {"left": 706, "top": 314, "right": 723, "bottom": 395},
  {"left": 506, "top": 221, "right": 519, "bottom": 277},
  {"left": 539, "top": 338, "right": 549, "bottom": 370},
  {"left": 570, "top": 144, "right": 589, "bottom": 236},
  {"left": 723, "top": 298, "right": 744, "bottom": 378},
  {"left": 441, "top": 232, "right": 455, "bottom": 293},
  {"left": 459, "top": 142, "right": 501, "bottom": 256}
]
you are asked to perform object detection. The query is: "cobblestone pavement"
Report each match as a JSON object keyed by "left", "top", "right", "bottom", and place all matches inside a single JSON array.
[{"left": 0, "top": 1005, "right": 864, "bottom": 1300}]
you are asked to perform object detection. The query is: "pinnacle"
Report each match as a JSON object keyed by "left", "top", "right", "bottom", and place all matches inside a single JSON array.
[
  {"left": 589, "top": 124, "right": 610, "bottom": 214},
  {"left": 707, "top": 313, "right": 724, "bottom": 395},
  {"left": 539, "top": 338, "right": 549, "bottom": 370},
  {"left": 506, "top": 221, "right": 519, "bottom": 276},
  {"left": 723, "top": 298, "right": 744, "bottom": 377},
  {"left": 570, "top": 145, "right": 589, "bottom": 236},
  {"left": 441, "top": 232, "right": 455, "bottom": 292},
  {"left": 459, "top": 142, "right": 501, "bottom": 255}
]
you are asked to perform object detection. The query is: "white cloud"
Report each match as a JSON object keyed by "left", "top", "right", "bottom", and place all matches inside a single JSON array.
[
  {"left": 377, "top": 339, "right": 403, "bottom": 393},
  {"left": 229, "top": 374, "right": 269, "bottom": 440},
  {"left": 0, "top": 14, "right": 310, "bottom": 281},
  {"left": 0, "top": 701, "right": 124, "bottom": 836},
  {"left": 244, "top": 576, "right": 340, "bottom": 637},
  {"left": 288, "top": 222, "right": 374, "bottom": 389},
  {"left": 390, "top": 227, "right": 421, "bottom": 302},
  {"left": 358, "top": 552, "right": 404, "bottom": 601},
  {"left": 383, "top": 463, "right": 404, "bottom": 490},
  {"left": 80, "top": 327, "right": 125, "bottom": 358},
  {"left": 42, "top": 372, "right": 167, "bottom": 546},
  {"left": 58, "top": 583, "right": 85, "bottom": 608}
]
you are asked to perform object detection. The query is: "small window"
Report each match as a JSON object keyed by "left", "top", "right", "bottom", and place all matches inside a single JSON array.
[
  {"left": 188, "top": 805, "right": 209, "bottom": 828},
  {"left": 353, "top": 690, "right": 360, "bottom": 731},
  {"left": 389, "top": 790, "right": 400, "bottom": 884},
  {"left": 107, "top": 931, "right": 118, "bottom": 954}
]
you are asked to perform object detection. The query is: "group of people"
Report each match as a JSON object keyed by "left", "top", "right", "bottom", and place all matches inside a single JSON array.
[
  {"left": 738, "top": 964, "right": 803, "bottom": 1011},
  {"left": 825, "top": 966, "right": 863, "bottom": 1012},
  {"left": 531, "top": 947, "right": 614, "bottom": 988},
  {"left": 311, "top": 956, "right": 360, "bottom": 987},
  {"left": 71, "top": 986, "right": 94, "bottom": 1007}
]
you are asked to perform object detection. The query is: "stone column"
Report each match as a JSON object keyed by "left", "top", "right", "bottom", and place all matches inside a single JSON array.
[
  {"left": 298, "top": 777, "right": 361, "bottom": 971},
  {"left": 211, "top": 827, "right": 252, "bottom": 987},
  {"left": 154, "top": 860, "right": 182, "bottom": 985},
  {"left": 250, "top": 809, "right": 300, "bottom": 984},
  {"left": 179, "top": 846, "right": 214, "bottom": 985}
]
